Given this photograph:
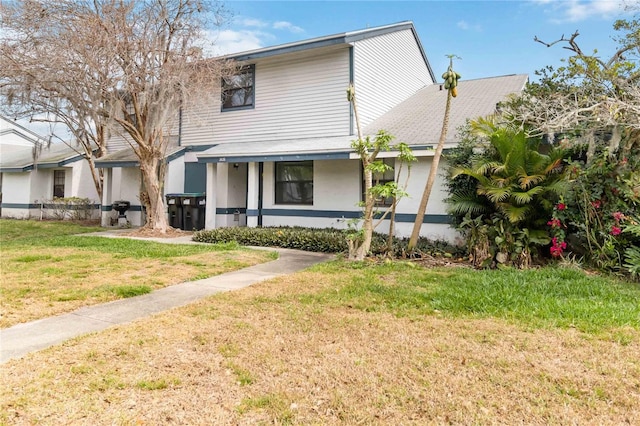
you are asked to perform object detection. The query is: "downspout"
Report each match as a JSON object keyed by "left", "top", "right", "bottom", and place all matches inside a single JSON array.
[
  {"left": 349, "top": 45, "right": 354, "bottom": 136},
  {"left": 258, "top": 162, "right": 263, "bottom": 226},
  {"left": 178, "top": 105, "right": 183, "bottom": 146}
]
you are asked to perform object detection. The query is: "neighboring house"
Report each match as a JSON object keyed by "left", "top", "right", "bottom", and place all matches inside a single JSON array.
[
  {"left": 100, "top": 21, "right": 527, "bottom": 240},
  {"left": 0, "top": 118, "right": 99, "bottom": 219},
  {"left": 0, "top": 115, "right": 43, "bottom": 153}
]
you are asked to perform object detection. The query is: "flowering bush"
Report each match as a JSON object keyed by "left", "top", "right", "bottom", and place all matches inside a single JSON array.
[
  {"left": 553, "top": 138, "right": 640, "bottom": 276},
  {"left": 547, "top": 201, "right": 568, "bottom": 258}
]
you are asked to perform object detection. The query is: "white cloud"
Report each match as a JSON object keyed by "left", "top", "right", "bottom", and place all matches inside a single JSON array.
[
  {"left": 202, "top": 29, "right": 272, "bottom": 56},
  {"left": 533, "top": 0, "right": 635, "bottom": 23},
  {"left": 456, "top": 20, "right": 482, "bottom": 32},
  {"left": 198, "top": 16, "right": 306, "bottom": 57},
  {"left": 273, "top": 21, "right": 304, "bottom": 33},
  {"left": 239, "top": 18, "right": 269, "bottom": 28}
]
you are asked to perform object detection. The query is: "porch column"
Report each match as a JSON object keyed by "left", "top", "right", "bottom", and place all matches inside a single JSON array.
[
  {"left": 246, "top": 162, "right": 259, "bottom": 228},
  {"left": 205, "top": 163, "right": 217, "bottom": 229},
  {"left": 100, "top": 168, "right": 113, "bottom": 227},
  {"left": 216, "top": 163, "right": 229, "bottom": 228}
]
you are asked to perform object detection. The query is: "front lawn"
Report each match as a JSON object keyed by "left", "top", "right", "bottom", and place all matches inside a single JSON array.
[
  {"left": 2, "top": 258, "right": 638, "bottom": 424},
  {"left": 0, "top": 219, "right": 275, "bottom": 327}
]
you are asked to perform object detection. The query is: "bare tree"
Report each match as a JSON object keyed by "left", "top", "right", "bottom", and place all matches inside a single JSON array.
[
  {"left": 0, "top": 0, "right": 116, "bottom": 200},
  {"left": 505, "top": 10, "right": 640, "bottom": 159},
  {"left": 1, "top": 0, "right": 233, "bottom": 232}
]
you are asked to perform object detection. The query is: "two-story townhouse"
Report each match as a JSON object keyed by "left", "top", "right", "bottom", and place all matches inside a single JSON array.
[
  {"left": 97, "top": 21, "right": 527, "bottom": 241},
  {"left": 193, "top": 21, "right": 526, "bottom": 241},
  {"left": 192, "top": 21, "right": 437, "bottom": 230}
]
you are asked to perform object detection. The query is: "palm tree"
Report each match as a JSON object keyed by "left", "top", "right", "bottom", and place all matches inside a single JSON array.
[{"left": 450, "top": 123, "right": 567, "bottom": 226}]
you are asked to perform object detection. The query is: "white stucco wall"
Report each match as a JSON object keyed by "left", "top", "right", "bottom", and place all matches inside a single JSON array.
[
  {"left": 258, "top": 157, "right": 459, "bottom": 242},
  {"left": 69, "top": 161, "right": 100, "bottom": 202},
  {"left": 29, "top": 169, "right": 53, "bottom": 203},
  {"left": 165, "top": 156, "right": 186, "bottom": 194}
]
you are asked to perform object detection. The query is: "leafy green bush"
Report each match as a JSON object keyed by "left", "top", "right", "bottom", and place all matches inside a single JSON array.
[{"left": 193, "top": 226, "right": 464, "bottom": 258}]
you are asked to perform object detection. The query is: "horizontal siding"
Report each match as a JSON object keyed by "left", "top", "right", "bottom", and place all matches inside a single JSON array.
[
  {"left": 181, "top": 48, "right": 352, "bottom": 146},
  {"left": 353, "top": 29, "right": 433, "bottom": 127},
  {"left": 106, "top": 113, "right": 180, "bottom": 153}
]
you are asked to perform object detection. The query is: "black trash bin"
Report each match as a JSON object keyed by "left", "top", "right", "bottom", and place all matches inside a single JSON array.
[
  {"left": 182, "top": 192, "right": 206, "bottom": 231},
  {"left": 166, "top": 194, "right": 183, "bottom": 230}
]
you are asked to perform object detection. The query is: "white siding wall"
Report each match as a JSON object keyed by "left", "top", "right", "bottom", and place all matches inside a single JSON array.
[
  {"left": 353, "top": 29, "right": 433, "bottom": 127},
  {"left": 181, "top": 47, "right": 352, "bottom": 146},
  {"left": 106, "top": 113, "right": 180, "bottom": 153}
]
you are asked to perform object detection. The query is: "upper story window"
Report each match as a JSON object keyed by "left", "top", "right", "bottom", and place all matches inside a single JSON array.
[
  {"left": 53, "top": 169, "right": 65, "bottom": 198},
  {"left": 221, "top": 65, "right": 255, "bottom": 111},
  {"left": 275, "top": 161, "right": 313, "bottom": 205}
]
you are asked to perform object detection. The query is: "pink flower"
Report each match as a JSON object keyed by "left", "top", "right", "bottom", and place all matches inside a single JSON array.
[
  {"left": 550, "top": 237, "right": 567, "bottom": 258},
  {"left": 610, "top": 226, "right": 622, "bottom": 236},
  {"left": 612, "top": 211, "right": 625, "bottom": 222},
  {"left": 556, "top": 203, "right": 566, "bottom": 211},
  {"left": 547, "top": 218, "right": 562, "bottom": 228},
  {"left": 591, "top": 200, "right": 601, "bottom": 209}
]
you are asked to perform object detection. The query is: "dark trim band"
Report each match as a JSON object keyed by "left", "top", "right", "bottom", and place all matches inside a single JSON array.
[{"left": 246, "top": 208, "right": 451, "bottom": 224}]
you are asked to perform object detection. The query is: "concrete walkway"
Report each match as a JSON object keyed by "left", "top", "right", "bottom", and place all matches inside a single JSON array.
[{"left": 1, "top": 231, "right": 334, "bottom": 363}]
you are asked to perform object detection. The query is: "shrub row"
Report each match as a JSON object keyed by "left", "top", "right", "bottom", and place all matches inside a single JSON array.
[{"left": 192, "top": 226, "right": 465, "bottom": 258}]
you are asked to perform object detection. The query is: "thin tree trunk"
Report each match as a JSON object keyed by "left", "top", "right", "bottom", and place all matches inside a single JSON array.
[{"left": 408, "top": 89, "right": 453, "bottom": 250}]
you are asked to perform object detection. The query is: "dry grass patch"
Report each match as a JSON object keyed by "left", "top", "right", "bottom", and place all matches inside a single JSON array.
[
  {"left": 0, "top": 244, "right": 273, "bottom": 328},
  {"left": 2, "top": 264, "right": 639, "bottom": 425}
]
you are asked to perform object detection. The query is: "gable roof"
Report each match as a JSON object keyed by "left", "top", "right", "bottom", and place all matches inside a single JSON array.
[
  {"left": 363, "top": 74, "right": 529, "bottom": 146},
  {"left": 225, "top": 21, "right": 436, "bottom": 82},
  {"left": 0, "top": 142, "right": 87, "bottom": 172},
  {"left": 0, "top": 115, "right": 47, "bottom": 148}
]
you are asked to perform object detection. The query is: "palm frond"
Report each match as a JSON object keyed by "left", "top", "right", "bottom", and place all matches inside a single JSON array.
[{"left": 497, "top": 203, "right": 532, "bottom": 223}]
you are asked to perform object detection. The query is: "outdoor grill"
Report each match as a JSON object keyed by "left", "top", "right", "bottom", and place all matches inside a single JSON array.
[{"left": 112, "top": 200, "right": 131, "bottom": 218}]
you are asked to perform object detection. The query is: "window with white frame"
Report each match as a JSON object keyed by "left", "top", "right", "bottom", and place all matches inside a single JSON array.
[
  {"left": 275, "top": 161, "right": 313, "bottom": 205},
  {"left": 221, "top": 65, "right": 255, "bottom": 111},
  {"left": 53, "top": 170, "right": 65, "bottom": 198}
]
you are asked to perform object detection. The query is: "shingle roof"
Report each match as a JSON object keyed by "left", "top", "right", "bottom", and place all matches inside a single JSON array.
[
  {"left": 197, "top": 135, "right": 356, "bottom": 163},
  {"left": 95, "top": 144, "right": 187, "bottom": 168},
  {"left": 363, "top": 74, "right": 528, "bottom": 147},
  {"left": 0, "top": 143, "right": 87, "bottom": 172}
]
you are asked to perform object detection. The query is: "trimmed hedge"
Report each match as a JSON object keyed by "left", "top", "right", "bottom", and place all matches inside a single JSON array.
[{"left": 192, "top": 226, "right": 465, "bottom": 258}]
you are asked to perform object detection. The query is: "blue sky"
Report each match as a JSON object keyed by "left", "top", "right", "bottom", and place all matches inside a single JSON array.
[{"left": 212, "top": 0, "right": 637, "bottom": 81}]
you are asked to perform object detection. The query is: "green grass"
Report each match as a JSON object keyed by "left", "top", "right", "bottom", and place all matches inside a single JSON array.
[
  {"left": 303, "top": 261, "right": 640, "bottom": 333},
  {"left": 0, "top": 219, "right": 103, "bottom": 243},
  {"left": 0, "top": 218, "right": 249, "bottom": 258},
  {"left": 0, "top": 219, "right": 276, "bottom": 327}
]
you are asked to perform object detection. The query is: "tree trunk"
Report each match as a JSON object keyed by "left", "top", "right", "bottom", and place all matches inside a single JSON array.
[
  {"left": 387, "top": 199, "right": 397, "bottom": 255},
  {"left": 139, "top": 153, "right": 169, "bottom": 232},
  {"left": 408, "top": 89, "right": 453, "bottom": 250},
  {"left": 349, "top": 163, "right": 374, "bottom": 261}
]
